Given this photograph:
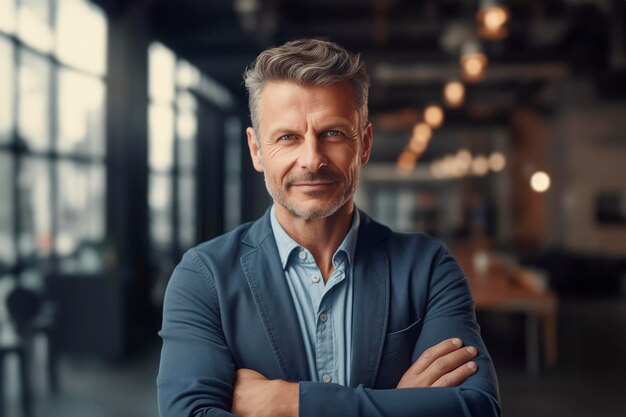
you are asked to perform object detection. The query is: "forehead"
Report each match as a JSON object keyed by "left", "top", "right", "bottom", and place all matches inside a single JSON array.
[{"left": 257, "top": 81, "right": 358, "bottom": 129}]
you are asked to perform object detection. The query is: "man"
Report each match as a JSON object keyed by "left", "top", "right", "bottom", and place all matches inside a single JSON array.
[{"left": 157, "top": 39, "right": 500, "bottom": 417}]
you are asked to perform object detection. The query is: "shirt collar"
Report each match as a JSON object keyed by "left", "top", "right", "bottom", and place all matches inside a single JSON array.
[{"left": 270, "top": 205, "right": 360, "bottom": 270}]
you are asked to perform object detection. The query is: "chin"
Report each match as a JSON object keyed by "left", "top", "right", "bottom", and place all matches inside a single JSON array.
[{"left": 283, "top": 198, "right": 350, "bottom": 221}]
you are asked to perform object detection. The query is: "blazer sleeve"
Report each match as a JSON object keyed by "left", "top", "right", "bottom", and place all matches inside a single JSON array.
[
  {"left": 157, "top": 250, "right": 237, "bottom": 417},
  {"left": 298, "top": 244, "right": 501, "bottom": 417}
]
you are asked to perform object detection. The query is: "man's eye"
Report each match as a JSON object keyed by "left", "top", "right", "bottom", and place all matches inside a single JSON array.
[
  {"left": 279, "top": 134, "right": 296, "bottom": 141},
  {"left": 323, "top": 130, "right": 344, "bottom": 137}
]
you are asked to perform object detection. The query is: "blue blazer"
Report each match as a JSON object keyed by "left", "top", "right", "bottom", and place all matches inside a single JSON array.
[{"left": 157, "top": 209, "right": 500, "bottom": 417}]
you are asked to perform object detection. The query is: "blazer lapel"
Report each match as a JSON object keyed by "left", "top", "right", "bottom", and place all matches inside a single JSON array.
[
  {"left": 240, "top": 213, "right": 311, "bottom": 382},
  {"left": 349, "top": 213, "right": 390, "bottom": 388}
]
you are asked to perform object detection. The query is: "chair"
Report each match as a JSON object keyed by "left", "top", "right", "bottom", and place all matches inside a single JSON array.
[{"left": 0, "top": 285, "right": 58, "bottom": 417}]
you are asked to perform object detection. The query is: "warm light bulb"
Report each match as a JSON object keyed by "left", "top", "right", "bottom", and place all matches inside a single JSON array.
[
  {"left": 460, "top": 53, "right": 488, "bottom": 81},
  {"left": 477, "top": 5, "right": 510, "bottom": 40},
  {"left": 465, "top": 57, "right": 483, "bottom": 75},
  {"left": 412, "top": 122, "right": 432, "bottom": 143},
  {"left": 424, "top": 105, "right": 444, "bottom": 128},
  {"left": 488, "top": 152, "right": 506, "bottom": 172},
  {"left": 396, "top": 150, "right": 417, "bottom": 175},
  {"left": 471, "top": 155, "right": 489, "bottom": 176},
  {"left": 444, "top": 81, "right": 465, "bottom": 107},
  {"left": 484, "top": 7, "right": 508, "bottom": 30},
  {"left": 456, "top": 149, "right": 472, "bottom": 175},
  {"left": 430, "top": 161, "right": 444, "bottom": 179},
  {"left": 530, "top": 171, "right": 551, "bottom": 193}
]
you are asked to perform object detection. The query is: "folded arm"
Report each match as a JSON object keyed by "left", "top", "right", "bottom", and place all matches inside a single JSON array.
[
  {"left": 234, "top": 244, "right": 500, "bottom": 417},
  {"left": 158, "top": 246, "right": 500, "bottom": 417}
]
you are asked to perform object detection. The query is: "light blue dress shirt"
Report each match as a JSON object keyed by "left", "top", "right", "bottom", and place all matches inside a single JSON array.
[{"left": 270, "top": 206, "right": 360, "bottom": 386}]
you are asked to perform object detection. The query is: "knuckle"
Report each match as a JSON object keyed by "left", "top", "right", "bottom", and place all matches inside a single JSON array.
[
  {"left": 434, "top": 358, "right": 448, "bottom": 371},
  {"left": 422, "top": 347, "right": 434, "bottom": 359},
  {"left": 441, "top": 374, "right": 452, "bottom": 386}
]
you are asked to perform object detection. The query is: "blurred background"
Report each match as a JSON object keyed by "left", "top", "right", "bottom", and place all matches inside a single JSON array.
[{"left": 0, "top": 0, "right": 625, "bottom": 416}]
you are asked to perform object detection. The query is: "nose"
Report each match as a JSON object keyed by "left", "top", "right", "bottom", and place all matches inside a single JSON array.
[{"left": 299, "top": 134, "right": 326, "bottom": 171}]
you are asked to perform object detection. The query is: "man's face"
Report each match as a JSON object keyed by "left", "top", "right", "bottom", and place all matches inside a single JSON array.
[{"left": 247, "top": 81, "right": 372, "bottom": 220}]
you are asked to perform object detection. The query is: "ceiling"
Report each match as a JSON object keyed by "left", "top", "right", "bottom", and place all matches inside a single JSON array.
[{"left": 97, "top": 0, "right": 626, "bottom": 162}]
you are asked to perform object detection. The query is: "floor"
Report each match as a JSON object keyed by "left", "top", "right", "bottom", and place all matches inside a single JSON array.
[{"left": 2, "top": 298, "right": 625, "bottom": 417}]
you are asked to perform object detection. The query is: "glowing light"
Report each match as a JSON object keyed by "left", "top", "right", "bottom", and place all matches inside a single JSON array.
[
  {"left": 477, "top": 5, "right": 510, "bottom": 40},
  {"left": 396, "top": 150, "right": 417, "bottom": 175},
  {"left": 424, "top": 105, "right": 444, "bottom": 128},
  {"left": 455, "top": 149, "right": 472, "bottom": 176},
  {"left": 471, "top": 155, "right": 489, "bottom": 176},
  {"left": 489, "top": 152, "right": 506, "bottom": 172},
  {"left": 530, "top": 171, "right": 551, "bottom": 193},
  {"left": 408, "top": 122, "right": 432, "bottom": 155},
  {"left": 430, "top": 161, "right": 444, "bottom": 179},
  {"left": 413, "top": 122, "right": 432, "bottom": 143},
  {"left": 461, "top": 53, "right": 488, "bottom": 80},
  {"left": 484, "top": 7, "right": 508, "bottom": 30},
  {"left": 443, "top": 81, "right": 465, "bottom": 107}
]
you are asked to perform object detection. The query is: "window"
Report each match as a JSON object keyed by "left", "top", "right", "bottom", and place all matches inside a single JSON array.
[
  {"left": 0, "top": 0, "right": 17, "bottom": 35},
  {"left": 18, "top": 49, "right": 51, "bottom": 152},
  {"left": 148, "top": 44, "right": 199, "bottom": 260},
  {"left": 0, "top": 0, "right": 108, "bottom": 282},
  {"left": 0, "top": 36, "right": 14, "bottom": 143},
  {"left": 58, "top": 69, "right": 106, "bottom": 156},
  {"left": 0, "top": 154, "right": 15, "bottom": 270}
]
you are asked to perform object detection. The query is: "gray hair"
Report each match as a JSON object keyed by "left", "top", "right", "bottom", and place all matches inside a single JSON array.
[{"left": 243, "top": 39, "right": 370, "bottom": 136}]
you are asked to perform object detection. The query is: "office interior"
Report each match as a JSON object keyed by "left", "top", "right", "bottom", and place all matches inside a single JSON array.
[{"left": 0, "top": 0, "right": 625, "bottom": 416}]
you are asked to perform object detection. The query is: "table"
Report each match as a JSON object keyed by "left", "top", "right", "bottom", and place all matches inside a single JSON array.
[{"left": 453, "top": 247, "right": 559, "bottom": 376}]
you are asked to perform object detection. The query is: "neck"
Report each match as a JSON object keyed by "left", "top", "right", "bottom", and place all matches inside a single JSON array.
[{"left": 274, "top": 202, "right": 354, "bottom": 281}]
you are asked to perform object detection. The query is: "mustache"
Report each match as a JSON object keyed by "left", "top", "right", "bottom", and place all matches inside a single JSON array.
[{"left": 286, "top": 169, "right": 343, "bottom": 186}]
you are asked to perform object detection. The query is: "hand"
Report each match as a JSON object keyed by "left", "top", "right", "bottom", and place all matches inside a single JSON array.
[
  {"left": 397, "top": 338, "right": 478, "bottom": 388},
  {"left": 232, "top": 369, "right": 298, "bottom": 417}
]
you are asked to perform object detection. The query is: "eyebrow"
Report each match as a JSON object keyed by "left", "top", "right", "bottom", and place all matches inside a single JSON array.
[{"left": 265, "top": 118, "right": 357, "bottom": 139}]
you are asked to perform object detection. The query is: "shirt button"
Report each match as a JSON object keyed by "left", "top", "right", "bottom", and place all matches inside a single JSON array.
[
  {"left": 319, "top": 313, "right": 328, "bottom": 323},
  {"left": 311, "top": 274, "right": 320, "bottom": 283},
  {"left": 298, "top": 251, "right": 306, "bottom": 260},
  {"left": 322, "top": 373, "right": 332, "bottom": 383}
]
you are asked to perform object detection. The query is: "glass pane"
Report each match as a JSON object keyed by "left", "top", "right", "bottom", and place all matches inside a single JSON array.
[
  {"left": 18, "top": 49, "right": 50, "bottom": 152},
  {"left": 177, "top": 60, "right": 200, "bottom": 89},
  {"left": 55, "top": 0, "right": 107, "bottom": 75},
  {"left": 149, "top": 173, "right": 173, "bottom": 251},
  {"left": 17, "top": 156, "right": 51, "bottom": 259},
  {"left": 17, "top": 0, "right": 53, "bottom": 52},
  {"left": 148, "top": 42, "right": 176, "bottom": 103},
  {"left": 0, "top": 36, "right": 14, "bottom": 144},
  {"left": 0, "top": 153, "right": 16, "bottom": 269},
  {"left": 177, "top": 114, "right": 196, "bottom": 170},
  {"left": 0, "top": 0, "right": 16, "bottom": 34},
  {"left": 149, "top": 103, "right": 174, "bottom": 171},
  {"left": 178, "top": 174, "right": 196, "bottom": 249},
  {"left": 56, "top": 161, "right": 105, "bottom": 256},
  {"left": 58, "top": 69, "right": 106, "bottom": 156}
]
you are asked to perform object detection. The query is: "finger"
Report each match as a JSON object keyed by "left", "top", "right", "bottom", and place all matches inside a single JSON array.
[
  {"left": 421, "top": 346, "right": 478, "bottom": 386},
  {"left": 410, "top": 338, "right": 465, "bottom": 374},
  {"left": 236, "top": 368, "right": 266, "bottom": 381},
  {"left": 431, "top": 360, "right": 478, "bottom": 387}
]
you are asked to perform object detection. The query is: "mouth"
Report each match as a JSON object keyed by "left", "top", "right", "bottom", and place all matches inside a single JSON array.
[
  {"left": 291, "top": 182, "right": 338, "bottom": 192},
  {"left": 292, "top": 181, "right": 336, "bottom": 187}
]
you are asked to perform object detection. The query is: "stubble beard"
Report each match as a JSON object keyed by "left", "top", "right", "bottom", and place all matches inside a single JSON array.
[{"left": 264, "top": 169, "right": 359, "bottom": 221}]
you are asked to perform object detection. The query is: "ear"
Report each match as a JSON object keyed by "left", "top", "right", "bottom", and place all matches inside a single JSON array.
[
  {"left": 246, "top": 127, "right": 264, "bottom": 173},
  {"left": 360, "top": 122, "right": 373, "bottom": 166}
]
